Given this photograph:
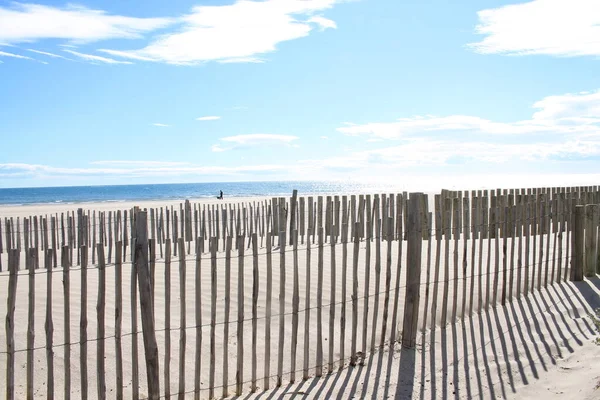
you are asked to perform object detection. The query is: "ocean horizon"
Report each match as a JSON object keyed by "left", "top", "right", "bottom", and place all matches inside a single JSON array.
[{"left": 0, "top": 181, "right": 408, "bottom": 206}]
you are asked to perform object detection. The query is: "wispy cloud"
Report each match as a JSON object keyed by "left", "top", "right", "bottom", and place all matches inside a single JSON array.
[
  {"left": 0, "top": 49, "right": 48, "bottom": 64},
  {"left": 468, "top": 0, "right": 600, "bottom": 58},
  {"left": 196, "top": 116, "right": 221, "bottom": 121},
  {"left": 152, "top": 123, "right": 170, "bottom": 127},
  {"left": 0, "top": 3, "right": 174, "bottom": 44},
  {"left": 0, "top": 50, "right": 34, "bottom": 60},
  {"left": 91, "top": 160, "right": 191, "bottom": 167},
  {"left": 339, "top": 90, "right": 600, "bottom": 139},
  {"left": 212, "top": 133, "right": 299, "bottom": 152},
  {"left": 27, "top": 48, "right": 71, "bottom": 60},
  {"left": 0, "top": 162, "right": 286, "bottom": 179},
  {"left": 320, "top": 136, "right": 329, "bottom": 139},
  {"left": 64, "top": 49, "right": 132, "bottom": 64},
  {"left": 100, "top": 0, "right": 341, "bottom": 65}
]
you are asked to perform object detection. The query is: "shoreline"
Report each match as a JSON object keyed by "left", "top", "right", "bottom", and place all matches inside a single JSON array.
[{"left": 0, "top": 195, "right": 279, "bottom": 218}]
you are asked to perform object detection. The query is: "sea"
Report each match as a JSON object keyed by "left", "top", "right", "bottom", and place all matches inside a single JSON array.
[{"left": 0, "top": 181, "right": 407, "bottom": 206}]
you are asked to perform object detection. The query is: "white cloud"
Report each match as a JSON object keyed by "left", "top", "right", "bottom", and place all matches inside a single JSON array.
[
  {"left": 196, "top": 116, "right": 221, "bottom": 121},
  {"left": 152, "top": 123, "right": 170, "bottom": 127},
  {"left": 320, "top": 136, "right": 329, "bottom": 139},
  {"left": 332, "top": 89, "right": 600, "bottom": 172},
  {"left": 27, "top": 48, "right": 71, "bottom": 60},
  {"left": 212, "top": 133, "right": 299, "bottom": 151},
  {"left": 64, "top": 49, "right": 132, "bottom": 64},
  {"left": 100, "top": 0, "right": 341, "bottom": 65},
  {"left": 217, "top": 57, "right": 265, "bottom": 64},
  {"left": 307, "top": 15, "right": 337, "bottom": 30},
  {"left": 91, "top": 160, "right": 191, "bottom": 167},
  {"left": 338, "top": 90, "right": 600, "bottom": 139},
  {"left": 0, "top": 50, "right": 34, "bottom": 60},
  {"left": 0, "top": 162, "right": 286, "bottom": 179},
  {"left": 469, "top": 0, "right": 600, "bottom": 57},
  {"left": 0, "top": 3, "right": 174, "bottom": 44}
]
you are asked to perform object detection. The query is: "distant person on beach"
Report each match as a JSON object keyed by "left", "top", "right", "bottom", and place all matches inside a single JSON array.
[{"left": 217, "top": 190, "right": 224, "bottom": 200}]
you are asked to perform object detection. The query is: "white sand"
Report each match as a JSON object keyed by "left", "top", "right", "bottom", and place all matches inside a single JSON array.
[{"left": 0, "top": 198, "right": 599, "bottom": 399}]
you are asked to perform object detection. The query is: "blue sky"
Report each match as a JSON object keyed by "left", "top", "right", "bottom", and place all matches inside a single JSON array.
[{"left": 1, "top": 0, "right": 600, "bottom": 189}]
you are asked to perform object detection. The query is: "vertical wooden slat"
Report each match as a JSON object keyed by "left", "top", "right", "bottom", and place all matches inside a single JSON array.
[
  {"left": 123, "top": 210, "right": 128, "bottom": 263},
  {"left": 431, "top": 195, "right": 443, "bottom": 327},
  {"left": 572, "top": 205, "right": 585, "bottom": 281},
  {"left": 421, "top": 211, "right": 433, "bottom": 332},
  {"left": 524, "top": 202, "right": 531, "bottom": 295},
  {"left": 6, "top": 249, "right": 19, "bottom": 400},
  {"left": 538, "top": 201, "right": 545, "bottom": 289},
  {"left": 328, "top": 225, "right": 336, "bottom": 372},
  {"left": 115, "top": 243, "right": 124, "bottom": 400},
  {"left": 264, "top": 233, "right": 273, "bottom": 389},
  {"left": 550, "top": 198, "right": 558, "bottom": 284},
  {"left": 360, "top": 196, "right": 371, "bottom": 355},
  {"left": 252, "top": 233, "right": 259, "bottom": 390},
  {"left": 0, "top": 219, "right": 3, "bottom": 272},
  {"left": 210, "top": 238, "right": 217, "bottom": 398},
  {"left": 350, "top": 222, "right": 360, "bottom": 364},
  {"left": 441, "top": 198, "right": 451, "bottom": 324},
  {"left": 508, "top": 203, "right": 516, "bottom": 301},
  {"left": 316, "top": 227, "right": 324, "bottom": 376},
  {"left": 134, "top": 212, "right": 160, "bottom": 400},
  {"left": 45, "top": 249, "right": 54, "bottom": 399},
  {"left": 52, "top": 217, "right": 58, "bottom": 268},
  {"left": 277, "top": 230, "right": 286, "bottom": 385},
  {"left": 131, "top": 235, "right": 139, "bottom": 400},
  {"left": 223, "top": 237, "right": 232, "bottom": 398},
  {"left": 380, "top": 217, "right": 393, "bottom": 345},
  {"left": 236, "top": 235, "right": 245, "bottom": 396},
  {"left": 164, "top": 240, "right": 172, "bottom": 400},
  {"left": 501, "top": 207, "right": 509, "bottom": 306},
  {"left": 177, "top": 237, "right": 186, "bottom": 400},
  {"left": 300, "top": 198, "right": 306, "bottom": 244},
  {"left": 97, "top": 244, "right": 106, "bottom": 400},
  {"left": 371, "top": 197, "right": 381, "bottom": 350},
  {"left": 291, "top": 230, "right": 300, "bottom": 381},
  {"left": 391, "top": 205, "right": 406, "bottom": 343},
  {"left": 195, "top": 239, "right": 203, "bottom": 400},
  {"left": 402, "top": 193, "right": 424, "bottom": 348},
  {"left": 62, "top": 246, "right": 71, "bottom": 400},
  {"left": 516, "top": 195, "right": 524, "bottom": 297},
  {"left": 585, "top": 205, "right": 597, "bottom": 277},
  {"left": 108, "top": 212, "right": 113, "bottom": 264},
  {"left": 531, "top": 196, "right": 538, "bottom": 293},
  {"left": 461, "top": 197, "right": 469, "bottom": 316},
  {"left": 556, "top": 195, "right": 563, "bottom": 284},
  {"left": 27, "top": 248, "right": 35, "bottom": 400},
  {"left": 302, "top": 228, "right": 311, "bottom": 381},
  {"left": 451, "top": 198, "right": 459, "bottom": 321},
  {"left": 290, "top": 190, "right": 298, "bottom": 245},
  {"left": 80, "top": 245, "right": 89, "bottom": 400}
]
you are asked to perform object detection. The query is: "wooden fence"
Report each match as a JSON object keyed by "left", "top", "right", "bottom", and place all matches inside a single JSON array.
[{"left": 0, "top": 185, "right": 597, "bottom": 399}]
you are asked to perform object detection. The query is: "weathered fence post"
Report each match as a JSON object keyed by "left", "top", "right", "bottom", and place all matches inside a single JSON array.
[
  {"left": 401, "top": 193, "right": 423, "bottom": 348},
  {"left": 135, "top": 211, "right": 160, "bottom": 399},
  {"left": 6, "top": 249, "right": 19, "bottom": 400},
  {"left": 572, "top": 204, "right": 585, "bottom": 281},
  {"left": 585, "top": 204, "right": 598, "bottom": 277}
]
